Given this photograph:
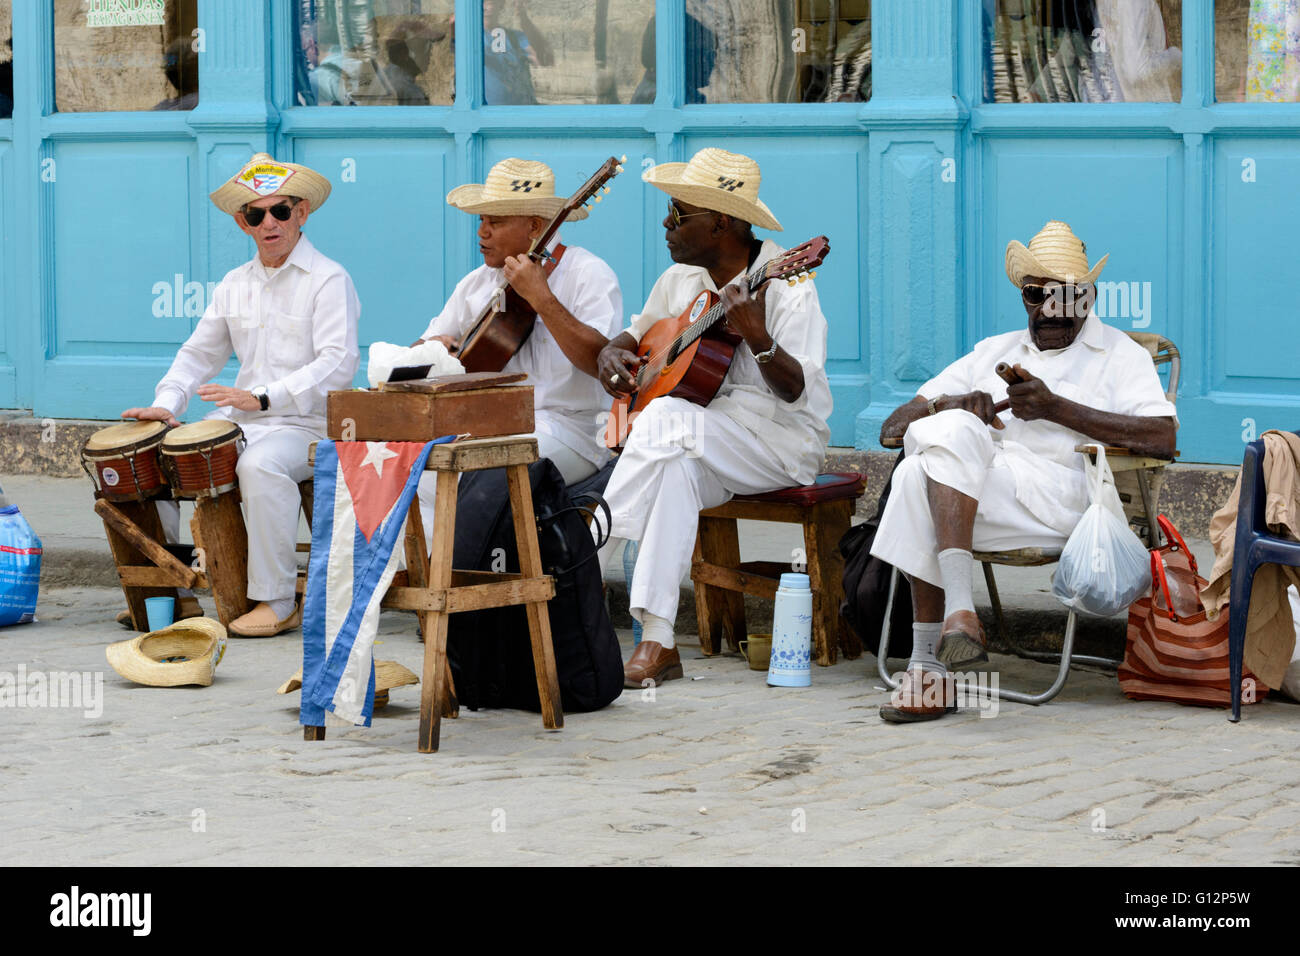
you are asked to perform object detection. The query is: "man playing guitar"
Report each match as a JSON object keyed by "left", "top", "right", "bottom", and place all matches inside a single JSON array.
[{"left": 597, "top": 148, "right": 833, "bottom": 688}]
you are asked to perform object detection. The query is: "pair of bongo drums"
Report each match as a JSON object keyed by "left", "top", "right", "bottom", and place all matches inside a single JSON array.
[{"left": 81, "top": 420, "right": 244, "bottom": 502}]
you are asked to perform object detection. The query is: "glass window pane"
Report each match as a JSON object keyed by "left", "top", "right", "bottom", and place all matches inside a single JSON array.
[
  {"left": 294, "top": 0, "right": 454, "bottom": 107},
  {"left": 1217, "top": 0, "right": 1300, "bottom": 102},
  {"left": 984, "top": 1, "right": 1182, "bottom": 103},
  {"left": 54, "top": 0, "right": 199, "bottom": 113},
  {"left": 482, "top": 0, "right": 655, "bottom": 105},
  {"left": 684, "top": 0, "right": 871, "bottom": 104},
  {"left": 1, "top": 0, "right": 11, "bottom": 119}
]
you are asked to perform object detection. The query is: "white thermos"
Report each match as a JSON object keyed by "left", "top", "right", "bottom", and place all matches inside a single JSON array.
[{"left": 767, "top": 572, "right": 812, "bottom": 687}]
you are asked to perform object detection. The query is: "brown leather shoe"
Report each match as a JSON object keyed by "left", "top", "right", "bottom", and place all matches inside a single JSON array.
[
  {"left": 229, "top": 601, "right": 302, "bottom": 638},
  {"left": 115, "top": 609, "right": 134, "bottom": 629},
  {"left": 937, "top": 610, "right": 988, "bottom": 668},
  {"left": 623, "top": 640, "right": 683, "bottom": 688},
  {"left": 879, "top": 666, "right": 957, "bottom": 723}
]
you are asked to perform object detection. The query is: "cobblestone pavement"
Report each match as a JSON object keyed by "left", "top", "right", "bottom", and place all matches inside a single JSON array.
[{"left": 4, "top": 587, "right": 1300, "bottom": 866}]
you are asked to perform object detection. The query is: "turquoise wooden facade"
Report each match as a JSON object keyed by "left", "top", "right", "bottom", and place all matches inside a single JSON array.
[{"left": 0, "top": 2, "right": 1296, "bottom": 464}]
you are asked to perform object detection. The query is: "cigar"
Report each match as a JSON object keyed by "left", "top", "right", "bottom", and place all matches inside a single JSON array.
[{"left": 992, "top": 362, "right": 1029, "bottom": 414}]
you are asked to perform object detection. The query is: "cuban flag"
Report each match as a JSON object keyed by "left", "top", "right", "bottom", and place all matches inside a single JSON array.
[{"left": 300, "top": 437, "right": 455, "bottom": 728}]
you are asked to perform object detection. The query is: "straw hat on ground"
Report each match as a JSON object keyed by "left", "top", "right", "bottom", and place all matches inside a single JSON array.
[
  {"left": 209, "top": 152, "right": 332, "bottom": 216},
  {"left": 642, "top": 147, "right": 783, "bottom": 232},
  {"left": 105, "top": 617, "right": 228, "bottom": 688},
  {"left": 277, "top": 660, "right": 418, "bottom": 708},
  {"left": 1005, "top": 220, "right": 1108, "bottom": 288},
  {"left": 446, "top": 158, "right": 589, "bottom": 221}
]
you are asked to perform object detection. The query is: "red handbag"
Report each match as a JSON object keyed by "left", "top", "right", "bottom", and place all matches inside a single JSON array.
[{"left": 1118, "top": 515, "right": 1268, "bottom": 708}]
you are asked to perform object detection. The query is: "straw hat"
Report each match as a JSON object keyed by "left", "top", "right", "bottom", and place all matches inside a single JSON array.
[
  {"left": 642, "top": 147, "right": 783, "bottom": 232},
  {"left": 105, "top": 617, "right": 228, "bottom": 688},
  {"left": 1005, "top": 220, "right": 1108, "bottom": 288},
  {"left": 446, "top": 158, "right": 589, "bottom": 221},
  {"left": 209, "top": 152, "right": 332, "bottom": 216},
  {"left": 277, "top": 660, "right": 418, "bottom": 708}
]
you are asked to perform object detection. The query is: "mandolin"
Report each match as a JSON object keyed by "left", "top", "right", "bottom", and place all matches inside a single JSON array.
[
  {"left": 455, "top": 155, "right": 626, "bottom": 373},
  {"left": 604, "top": 236, "right": 830, "bottom": 450}
]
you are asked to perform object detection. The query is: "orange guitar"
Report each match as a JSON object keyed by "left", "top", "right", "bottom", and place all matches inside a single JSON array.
[{"left": 604, "top": 236, "right": 829, "bottom": 449}]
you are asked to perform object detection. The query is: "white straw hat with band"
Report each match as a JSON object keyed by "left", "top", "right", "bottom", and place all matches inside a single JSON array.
[
  {"left": 1005, "top": 220, "right": 1108, "bottom": 288},
  {"left": 105, "top": 617, "right": 228, "bottom": 688},
  {"left": 277, "top": 660, "right": 418, "bottom": 708},
  {"left": 446, "top": 158, "right": 589, "bottom": 221},
  {"left": 641, "top": 147, "right": 783, "bottom": 232},
  {"left": 210, "top": 152, "right": 332, "bottom": 216}
]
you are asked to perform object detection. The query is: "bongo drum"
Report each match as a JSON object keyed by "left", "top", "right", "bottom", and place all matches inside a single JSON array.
[
  {"left": 161, "top": 421, "right": 245, "bottom": 499},
  {"left": 81, "top": 421, "right": 171, "bottom": 501}
]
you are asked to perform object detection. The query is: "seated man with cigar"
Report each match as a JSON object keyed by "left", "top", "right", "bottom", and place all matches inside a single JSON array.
[
  {"left": 871, "top": 220, "right": 1177, "bottom": 723},
  {"left": 413, "top": 158, "right": 622, "bottom": 517},
  {"left": 597, "top": 148, "right": 833, "bottom": 688}
]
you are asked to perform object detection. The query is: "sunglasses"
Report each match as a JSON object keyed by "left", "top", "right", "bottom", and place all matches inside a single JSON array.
[
  {"left": 1020, "top": 282, "right": 1090, "bottom": 306},
  {"left": 667, "top": 200, "right": 713, "bottom": 230},
  {"left": 241, "top": 199, "right": 300, "bottom": 227}
]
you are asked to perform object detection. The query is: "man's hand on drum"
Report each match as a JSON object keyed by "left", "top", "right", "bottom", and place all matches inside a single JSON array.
[
  {"left": 120, "top": 406, "right": 180, "bottom": 428},
  {"left": 196, "top": 383, "right": 261, "bottom": 412}
]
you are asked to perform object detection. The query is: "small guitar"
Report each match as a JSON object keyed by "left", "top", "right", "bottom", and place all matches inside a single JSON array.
[
  {"left": 604, "top": 236, "right": 830, "bottom": 450},
  {"left": 455, "top": 155, "right": 626, "bottom": 373}
]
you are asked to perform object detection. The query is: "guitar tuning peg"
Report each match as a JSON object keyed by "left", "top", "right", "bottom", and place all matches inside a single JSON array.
[
  {"left": 620, "top": 154, "right": 628, "bottom": 163},
  {"left": 593, "top": 195, "right": 602, "bottom": 203},
  {"left": 787, "top": 279, "right": 797, "bottom": 287},
  {"left": 798, "top": 274, "right": 807, "bottom": 283},
  {"left": 809, "top": 270, "right": 817, "bottom": 278},
  {"left": 602, "top": 185, "right": 610, "bottom": 194},
  {"left": 615, "top": 165, "right": 624, "bottom": 174}
]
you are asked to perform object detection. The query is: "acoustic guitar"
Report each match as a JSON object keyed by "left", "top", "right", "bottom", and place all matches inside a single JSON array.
[
  {"left": 604, "top": 236, "right": 830, "bottom": 450},
  {"left": 455, "top": 155, "right": 626, "bottom": 373}
]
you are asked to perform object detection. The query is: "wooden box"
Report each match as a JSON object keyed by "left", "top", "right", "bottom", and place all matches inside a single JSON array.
[{"left": 327, "top": 377, "right": 534, "bottom": 442}]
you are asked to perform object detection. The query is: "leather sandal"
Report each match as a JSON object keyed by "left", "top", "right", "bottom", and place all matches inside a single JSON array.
[{"left": 937, "top": 610, "right": 988, "bottom": 668}]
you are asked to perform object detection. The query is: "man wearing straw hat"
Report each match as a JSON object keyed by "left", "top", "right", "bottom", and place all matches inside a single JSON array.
[
  {"left": 597, "top": 147, "right": 833, "bottom": 688},
  {"left": 870, "top": 220, "right": 1177, "bottom": 722},
  {"left": 412, "top": 157, "right": 622, "bottom": 535},
  {"left": 121, "top": 152, "right": 360, "bottom": 638}
]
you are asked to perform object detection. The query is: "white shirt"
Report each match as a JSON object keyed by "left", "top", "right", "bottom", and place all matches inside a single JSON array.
[
  {"left": 918, "top": 313, "right": 1178, "bottom": 532},
  {"left": 627, "top": 239, "right": 833, "bottom": 485},
  {"left": 422, "top": 245, "right": 622, "bottom": 469},
  {"left": 154, "top": 234, "right": 361, "bottom": 433}
]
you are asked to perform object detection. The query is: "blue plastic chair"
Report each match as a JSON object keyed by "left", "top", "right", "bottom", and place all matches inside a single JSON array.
[{"left": 1229, "top": 434, "right": 1300, "bottom": 722}]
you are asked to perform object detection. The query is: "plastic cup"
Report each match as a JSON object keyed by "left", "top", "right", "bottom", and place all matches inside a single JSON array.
[{"left": 144, "top": 596, "right": 175, "bottom": 632}]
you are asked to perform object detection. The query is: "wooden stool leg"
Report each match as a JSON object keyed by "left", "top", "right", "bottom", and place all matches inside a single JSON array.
[
  {"left": 418, "top": 470, "right": 459, "bottom": 753},
  {"left": 192, "top": 492, "right": 251, "bottom": 627},
  {"left": 506, "top": 463, "right": 564, "bottom": 731},
  {"left": 405, "top": 489, "right": 459, "bottom": 721},
  {"left": 98, "top": 498, "right": 180, "bottom": 631},
  {"left": 804, "top": 500, "right": 856, "bottom": 666},
  {"left": 304, "top": 726, "right": 326, "bottom": 741},
  {"left": 695, "top": 515, "right": 746, "bottom": 655}
]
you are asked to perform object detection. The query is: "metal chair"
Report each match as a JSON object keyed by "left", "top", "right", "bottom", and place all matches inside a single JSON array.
[
  {"left": 1228, "top": 433, "right": 1300, "bottom": 723},
  {"left": 877, "top": 332, "right": 1180, "bottom": 705}
]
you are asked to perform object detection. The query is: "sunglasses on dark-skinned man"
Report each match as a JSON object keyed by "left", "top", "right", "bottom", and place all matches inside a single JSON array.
[
  {"left": 667, "top": 200, "right": 713, "bottom": 230},
  {"left": 1020, "top": 282, "right": 1090, "bottom": 306},
  {"left": 240, "top": 198, "right": 301, "bottom": 227}
]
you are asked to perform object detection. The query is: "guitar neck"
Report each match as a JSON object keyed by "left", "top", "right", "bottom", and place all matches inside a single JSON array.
[{"left": 674, "top": 264, "right": 770, "bottom": 353}]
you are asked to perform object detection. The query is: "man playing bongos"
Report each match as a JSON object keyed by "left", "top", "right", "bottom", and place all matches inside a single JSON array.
[{"left": 121, "top": 152, "right": 360, "bottom": 637}]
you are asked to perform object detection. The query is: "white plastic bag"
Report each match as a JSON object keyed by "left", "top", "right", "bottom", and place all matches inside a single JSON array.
[{"left": 1051, "top": 444, "right": 1152, "bottom": 618}]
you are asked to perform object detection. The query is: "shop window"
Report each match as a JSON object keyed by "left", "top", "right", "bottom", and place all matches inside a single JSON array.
[
  {"left": 984, "top": 1, "right": 1182, "bottom": 103},
  {"left": 1, "top": 0, "right": 11, "bottom": 119},
  {"left": 685, "top": 0, "right": 871, "bottom": 103},
  {"left": 481, "top": 0, "right": 655, "bottom": 106},
  {"left": 54, "top": 0, "right": 199, "bottom": 113},
  {"left": 294, "top": 0, "right": 454, "bottom": 106},
  {"left": 1217, "top": 0, "right": 1300, "bottom": 102}
]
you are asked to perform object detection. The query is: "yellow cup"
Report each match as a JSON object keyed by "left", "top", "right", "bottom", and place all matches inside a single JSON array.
[{"left": 738, "top": 633, "right": 772, "bottom": 671}]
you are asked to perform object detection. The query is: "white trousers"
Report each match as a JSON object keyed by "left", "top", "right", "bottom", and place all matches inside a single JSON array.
[
  {"left": 870, "top": 409, "right": 1069, "bottom": 588},
  {"left": 414, "top": 431, "right": 598, "bottom": 553},
  {"left": 157, "top": 421, "right": 315, "bottom": 603},
  {"left": 601, "top": 396, "right": 794, "bottom": 625}
]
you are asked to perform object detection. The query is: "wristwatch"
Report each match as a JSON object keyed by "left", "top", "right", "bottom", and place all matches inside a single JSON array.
[
  {"left": 754, "top": 338, "right": 780, "bottom": 364},
  {"left": 927, "top": 395, "right": 944, "bottom": 416},
  {"left": 251, "top": 385, "right": 270, "bottom": 411}
]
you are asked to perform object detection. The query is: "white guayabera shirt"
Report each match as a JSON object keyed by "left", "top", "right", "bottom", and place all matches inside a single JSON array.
[
  {"left": 917, "top": 313, "right": 1178, "bottom": 534},
  {"left": 422, "top": 244, "right": 623, "bottom": 470},
  {"left": 153, "top": 234, "right": 361, "bottom": 433},
  {"left": 626, "top": 239, "right": 833, "bottom": 486}
]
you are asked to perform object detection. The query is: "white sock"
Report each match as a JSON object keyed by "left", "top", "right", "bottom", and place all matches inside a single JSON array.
[
  {"left": 266, "top": 597, "right": 296, "bottom": 620},
  {"left": 909, "top": 622, "right": 946, "bottom": 674},
  {"left": 938, "top": 548, "right": 976, "bottom": 620},
  {"left": 639, "top": 611, "right": 675, "bottom": 650}
]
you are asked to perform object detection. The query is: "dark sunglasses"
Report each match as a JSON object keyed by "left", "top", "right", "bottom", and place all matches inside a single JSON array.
[
  {"left": 241, "top": 199, "right": 300, "bottom": 227},
  {"left": 667, "top": 200, "right": 712, "bottom": 230},
  {"left": 1020, "top": 282, "right": 1089, "bottom": 306}
]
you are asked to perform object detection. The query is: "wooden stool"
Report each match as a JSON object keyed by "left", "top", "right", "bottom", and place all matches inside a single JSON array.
[
  {"left": 690, "top": 473, "right": 866, "bottom": 667},
  {"left": 303, "top": 436, "right": 564, "bottom": 753},
  {"left": 95, "top": 490, "right": 251, "bottom": 630}
]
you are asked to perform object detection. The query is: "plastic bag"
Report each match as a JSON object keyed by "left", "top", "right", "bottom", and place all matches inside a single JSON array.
[
  {"left": 0, "top": 504, "right": 42, "bottom": 626},
  {"left": 1051, "top": 444, "right": 1152, "bottom": 618}
]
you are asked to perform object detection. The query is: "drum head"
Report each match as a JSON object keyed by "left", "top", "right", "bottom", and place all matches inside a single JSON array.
[
  {"left": 83, "top": 420, "right": 169, "bottom": 453},
  {"left": 162, "top": 419, "right": 243, "bottom": 452}
]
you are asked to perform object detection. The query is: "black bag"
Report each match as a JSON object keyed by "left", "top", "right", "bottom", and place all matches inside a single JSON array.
[
  {"left": 446, "top": 458, "right": 624, "bottom": 713},
  {"left": 839, "top": 451, "right": 912, "bottom": 655}
]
